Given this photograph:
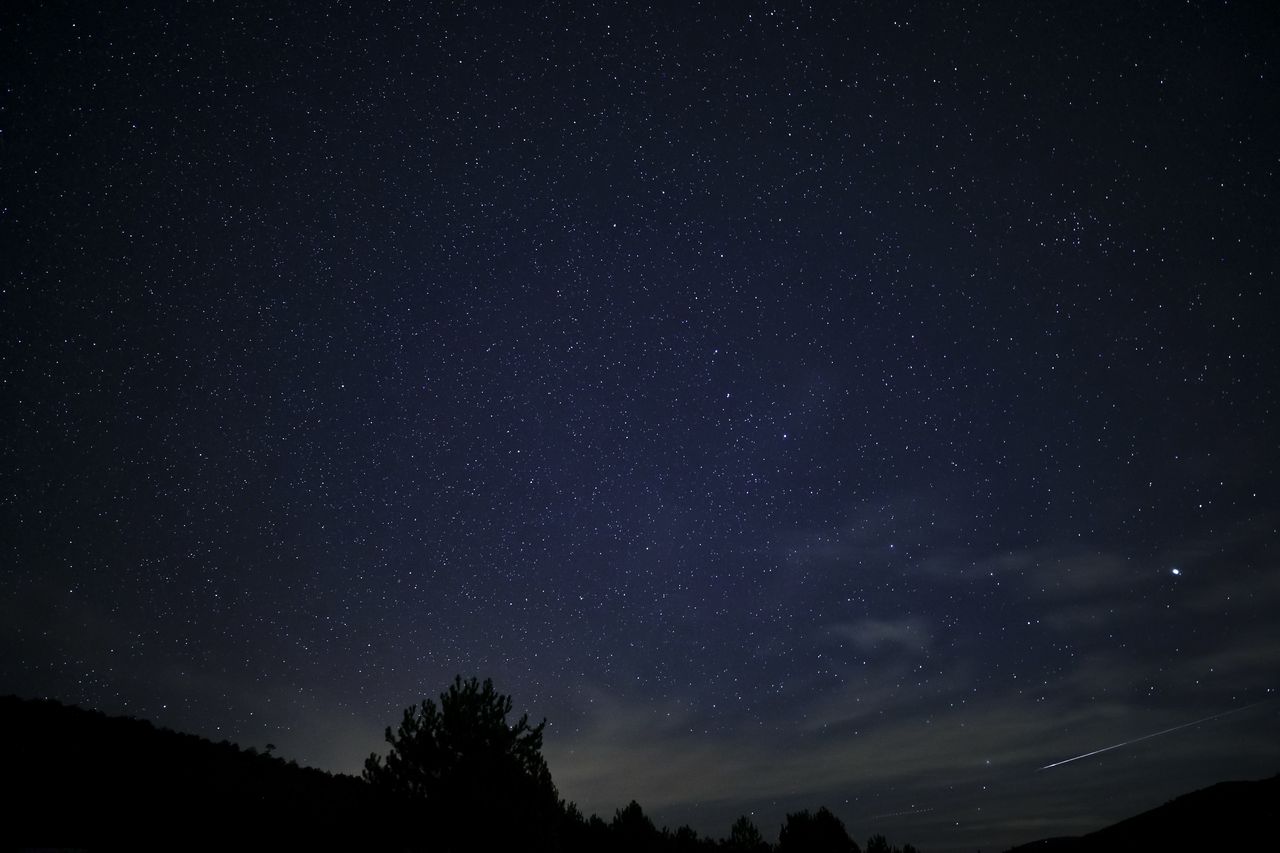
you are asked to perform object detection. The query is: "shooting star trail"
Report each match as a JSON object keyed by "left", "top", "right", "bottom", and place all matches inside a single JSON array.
[{"left": 1039, "top": 699, "right": 1270, "bottom": 771}]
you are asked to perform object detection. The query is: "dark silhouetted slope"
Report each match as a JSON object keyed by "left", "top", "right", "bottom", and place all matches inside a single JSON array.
[
  {"left": 1, "top": 694, "right": 388, "bottom": 846},
  {"left": 1007, "top": 774, "right": 1280, "bottom": 852}
]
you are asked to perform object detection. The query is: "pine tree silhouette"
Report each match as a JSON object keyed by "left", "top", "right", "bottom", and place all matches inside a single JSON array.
[{"left": 364, "top": 676, "right": 559, "bottom": 850}]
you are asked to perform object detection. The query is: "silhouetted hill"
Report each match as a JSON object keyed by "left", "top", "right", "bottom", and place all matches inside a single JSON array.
[
  {"left": 0, "top": 693, "right": 914, "bottom": 851},
  {"left": 1006, "top": 774, "right": 1280, "bottom": 853},
  {"left": 1, "top": 694, "right": 387, "bottom": 846}
]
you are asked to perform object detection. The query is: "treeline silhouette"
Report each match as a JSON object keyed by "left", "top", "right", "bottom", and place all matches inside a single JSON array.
[
  {"left": 2, "top": 682, "right": 921, "bottom": 851},
  {"left": 7, "top": 684, "right": 1275, "bottom": 851}
]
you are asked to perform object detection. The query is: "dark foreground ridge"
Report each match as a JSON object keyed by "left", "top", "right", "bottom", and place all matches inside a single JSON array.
[
  {"left": 1, "top": 692, "right": 919, "bottom": 851},
  {"left": 2, "top": 694, "right": 384, "bottom": 845},
  {"left": 1006, "top": 774, "right": 1280, "bottom": 853},
  {"left": 6, "top": 692, "right": 1271, "bottom": 851}
]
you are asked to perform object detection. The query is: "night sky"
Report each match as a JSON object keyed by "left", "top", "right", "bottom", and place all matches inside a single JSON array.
[{"left": 3, "top": 2, "right": 1278, "bottom": 850}]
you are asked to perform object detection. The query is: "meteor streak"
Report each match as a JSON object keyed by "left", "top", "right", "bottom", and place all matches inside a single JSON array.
[{"left": 1039, "top": 700, "right": 1269, "bottom": 771}]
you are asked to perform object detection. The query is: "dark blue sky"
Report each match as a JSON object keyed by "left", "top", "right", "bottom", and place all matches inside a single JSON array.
[{"left": 3, "top": 2, "right": 1278, "bottom": 850}]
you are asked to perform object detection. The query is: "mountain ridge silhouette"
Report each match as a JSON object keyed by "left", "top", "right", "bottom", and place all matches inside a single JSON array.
[
  {"left": 1005, "top": 773, "right": 1280, "bottom": 852},
  {"left": 4, "top": 693, "right": 1271, "bottom": 851}
]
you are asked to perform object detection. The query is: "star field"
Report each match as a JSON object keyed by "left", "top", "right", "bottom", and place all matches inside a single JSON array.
[{"left": 3, "top": 3, "right": 1278, "bottom": 851}]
